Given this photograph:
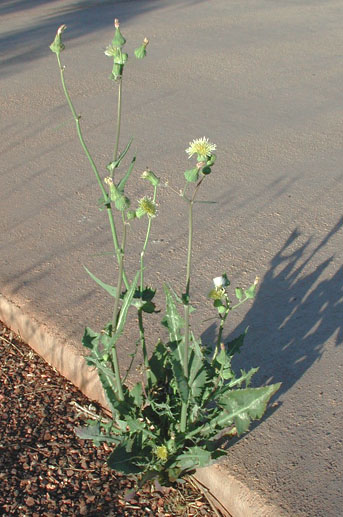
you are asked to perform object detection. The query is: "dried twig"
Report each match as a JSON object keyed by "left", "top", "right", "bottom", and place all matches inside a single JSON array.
[
  {"left": 0, "top": 334, "right": 25, "bottom": 356},
  {"left": 188, "top": 475, "right": 225, "bottom": 517}
]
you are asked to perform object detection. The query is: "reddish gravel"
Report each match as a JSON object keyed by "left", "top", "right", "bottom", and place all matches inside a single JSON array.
[{"left": 0, "top": 323, "right": 219, "bottom": 516}]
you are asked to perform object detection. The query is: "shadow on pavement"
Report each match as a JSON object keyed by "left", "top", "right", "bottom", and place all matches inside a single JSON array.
[
  {"left": 211, "top": 216, "right": 343, "bottom": 399},
  {"left": 0, "top": 0, "right": 204, "bottom": 76}
]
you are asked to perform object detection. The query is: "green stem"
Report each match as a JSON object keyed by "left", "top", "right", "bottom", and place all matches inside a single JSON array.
[
  {"left": 138, "top": 185, "right": 157, "bottom": 389},
  {"left": 215, "top": 316, "right": 226, "bottom": 354},
  {"left": 140, "top": 186, "right": 157, "bottom": 292},
  {"left": 112, "top": 214, "right": 127, "bottom": 329},
  {"left": 113, "top": 77, "right": 122, "bottom": 164},
  {"left": 110, "top": 214, "right": 127, "bottom": 402},
  {"left": 56, "top": 54, "right": 129, "bottom": 289},
  {"left": 138, "top": 309, "right": 151, "bottom": 389},
  {"left": 180, "top": 175, "right": 205, "bottom": 433}
]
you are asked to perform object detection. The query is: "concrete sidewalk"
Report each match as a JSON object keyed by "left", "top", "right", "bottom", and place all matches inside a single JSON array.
[{"left": 1, "top": 1, "right": 343, "bottom": 515}]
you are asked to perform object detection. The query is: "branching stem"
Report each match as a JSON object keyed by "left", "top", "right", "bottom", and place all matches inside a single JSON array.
[{"left": 56, "top": 54, "right": 129, "bottom": 289}]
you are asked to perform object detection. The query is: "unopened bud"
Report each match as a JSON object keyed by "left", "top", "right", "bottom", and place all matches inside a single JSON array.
[
  {"left": 112, "top": 19, "right": 126, "bottom": 49},
  {"left": 141, "top": 169, "right": 160, "bottom": 187},
  {"left": 57, "top": 24, "right": 67, "bottom": 35},
  {"left": 126, "top": 210, "right": 136, "bottom": 220},
  {"left": 134, "top": 37, "right": 149, "bottom": 59},
  {"left": 50, "top": 25, "right": 67, "bottom": 55},
  {"left": 115, "top": 194, "right": 130, "bottom": 212}
]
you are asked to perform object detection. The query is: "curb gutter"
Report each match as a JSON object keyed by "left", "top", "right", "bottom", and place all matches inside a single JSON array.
[{"left": 0, "top": 294, "right": 286, "bottom": 517}]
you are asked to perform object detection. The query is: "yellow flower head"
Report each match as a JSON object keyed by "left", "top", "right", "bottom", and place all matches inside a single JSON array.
[
  {"left": 155, "top": 445, "right": 168, "bottom": 461},
  {"left": 185, "top": 137, "right": 216, "bottom": 159},
  {"left": 136, "top": 196, "right": 157, "bottom": 218}
]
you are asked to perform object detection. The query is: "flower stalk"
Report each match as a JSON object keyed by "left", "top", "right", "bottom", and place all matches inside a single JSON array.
[
  {"left": 113, "top": 77, "right": 122, "bottom": 164},
  {"left": 180, "top": 175, "right": 206, "bottom": 432},
  {"left": 54, "top": 50, "right": 129, "bottom": 289},
  {"left": 138, "top": 184, "right": 158, "bottom": 389}
]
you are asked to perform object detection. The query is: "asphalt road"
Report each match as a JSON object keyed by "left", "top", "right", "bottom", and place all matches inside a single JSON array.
[{"left": 1, "top": 1, "right": 343, "bottom": 515}]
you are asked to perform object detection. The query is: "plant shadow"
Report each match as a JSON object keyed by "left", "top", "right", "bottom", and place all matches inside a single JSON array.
[
  {"left": 0, "top": 0, "right": 206, "bottom": 77},
  {"left": 202, "top": 216, "right": 343, "bottom": 438},
  {"left": 233, "top": 218, "right": 341, "bottom": 395}
]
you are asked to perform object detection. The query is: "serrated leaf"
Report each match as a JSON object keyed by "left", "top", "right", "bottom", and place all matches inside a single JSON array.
[
  {"left": 130, "top": 382, "right": 143, "bottom": 408},
  {"left": 228, "top": 367, "right": 259, "bottom": 388},
  {"left": 235, "top": 287, "right": 244, "bottom": 300},
  {"left": 142, "top": 301, "right": 156, "bottom": 313},
  {"left": 162, "top": 284, "right": 184, "bottom": 342},
  {"left": 75, "top": 423, "right": 120, "bottom": 445},
  {"left": 218, "top": 383, "right": 281, "bottom": 435},
  {"left": 82, "top": 327, "right": 100, "bottom": 350},
  {"left": 107, "top": 444, "right": 142, "bottom": 474},
  {"left": 169, "top": 348, "right": 189, "bottom": 404},
  {"left": 226, "top": 327, "right": 248, "bottom": 356},
  {"left": 83, "top": 266, "right": 117, "bottom": 297},
  {"left": 85, "top": 356, "right": 119, "bottom": 412},
  {"left": 216, "top": 348, "right": 231, "bottom": 367},
  {"left": 175, "top": 446, "right": 212, "bottom": 471},
  {"left": 149, "top": 341, "right": 169, "bottom": 384},
  {"left": 245, "top": 283, "right": 257, "bottom": 299},
  {"left": 189, "top": 339, "right": 208, "bottom": 400}
]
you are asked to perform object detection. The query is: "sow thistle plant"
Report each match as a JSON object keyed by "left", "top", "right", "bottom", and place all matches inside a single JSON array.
[{"left": 50, "top": 21, "right": 280, "bottom": 486}]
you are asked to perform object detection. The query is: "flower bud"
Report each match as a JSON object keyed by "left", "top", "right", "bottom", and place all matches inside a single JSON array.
[
  {"left": 134, "top": 37, "right": 149, "bottom": 59},
  {"left": 115, "top": 194, "right": 130, "bottom": 212},
  {"left": 126, "top": 210, "right": 136, "bottom": 220},
  {"left": 50, "top": 25, "right": 67, "bottom": 55},
  {"left": 104, "top": 176, "right": 120, "bottom": 201},
  {"left": 112, "top": 19, "right": 126, "bottom": 48},
  {"left": 141, "top": 169, "right": 160, "bottom": 187}
]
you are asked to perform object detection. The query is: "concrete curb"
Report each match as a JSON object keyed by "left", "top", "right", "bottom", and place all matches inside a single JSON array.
[{"left": 0, "top": 294, "right": 285, "bottom": 517}]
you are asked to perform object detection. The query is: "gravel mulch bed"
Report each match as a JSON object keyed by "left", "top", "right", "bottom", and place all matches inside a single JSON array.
[{"left": 0, "top": 322, "right": 221, "bottom": 516}]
